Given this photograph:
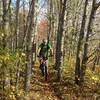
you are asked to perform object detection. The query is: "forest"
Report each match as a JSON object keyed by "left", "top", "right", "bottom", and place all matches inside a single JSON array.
[{"left": 0, "top": 0, "right": 100, "bottom": 100}]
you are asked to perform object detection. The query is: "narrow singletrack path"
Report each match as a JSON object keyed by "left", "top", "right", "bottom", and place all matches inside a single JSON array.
[{"left": 30, "top": 62, "right": 60, "bottom": 100}]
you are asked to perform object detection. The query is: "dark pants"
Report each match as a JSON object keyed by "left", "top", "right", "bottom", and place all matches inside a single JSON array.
[{"left": 39, "top": 58, "right": 48, "bottom": 80}]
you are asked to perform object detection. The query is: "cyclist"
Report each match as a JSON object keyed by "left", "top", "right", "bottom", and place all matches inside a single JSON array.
[{"left": 37, "top": 39, "right": 53, "bottom": 81}]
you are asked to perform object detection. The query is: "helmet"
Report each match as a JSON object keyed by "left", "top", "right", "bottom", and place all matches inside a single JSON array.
[
  {"left": 43, "top": 39, "right": 47, "bottom": 43},
  {"left": 43, "top": 39, "right": 47, "bottom": 45}
]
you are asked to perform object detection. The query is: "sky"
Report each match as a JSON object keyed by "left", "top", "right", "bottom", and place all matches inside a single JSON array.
[
  {"left": 12, "top": 0, "right": 47, "bottom": 22},
  {"left": 38, "top": 0, "right": 47, "bottom": 22}
]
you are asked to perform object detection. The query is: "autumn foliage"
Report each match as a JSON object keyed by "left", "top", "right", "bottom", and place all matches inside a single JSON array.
[{"left": 37, "top": 20, "right": 48, "bottom": 40}]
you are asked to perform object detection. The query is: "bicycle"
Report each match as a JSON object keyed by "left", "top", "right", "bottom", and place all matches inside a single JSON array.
[{"left": 38, "top": 56, "right": 48, "bottom": 81}]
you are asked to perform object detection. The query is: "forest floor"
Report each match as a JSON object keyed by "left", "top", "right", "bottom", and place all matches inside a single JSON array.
[
  {"left": 26, "top": 60, "right": 100, "bottom": 100},
  {"left": 30, "top": 63, "right": 59, "bottom": 100}
]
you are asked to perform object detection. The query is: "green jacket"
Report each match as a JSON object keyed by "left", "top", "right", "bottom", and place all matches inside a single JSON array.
[{"left": 39, "top": 43, "right": 51, "bottom": 58}]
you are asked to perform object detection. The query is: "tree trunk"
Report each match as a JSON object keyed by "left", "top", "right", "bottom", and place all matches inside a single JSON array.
[
  {"left": 24, "top": 0, "right": 35, "bottom": 92},
  {"left": 2, "top": 0, "right": 10, "bottom": 98},
  {"left": 80, "top": 0, "right": 97, "bottom": 84},
  {"left": 15, "top": 0, "right": 20, "bottom": 49},
  {"left": 55, "top": 0, "right": 67, "bottom": 81},
  {"left": 75, "top": 0, "right": 88, "bottom": 85}
]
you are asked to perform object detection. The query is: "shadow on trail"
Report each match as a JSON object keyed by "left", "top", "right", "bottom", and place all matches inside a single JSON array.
[
  {"left": 30, "top": 64, "right": 60, "bottom": 100},
  {"left": 30, "top": 63, "right": 100, "bottom": 100},
  {"left": 48, "top": 68, "right": 100, "bottom": 100}
]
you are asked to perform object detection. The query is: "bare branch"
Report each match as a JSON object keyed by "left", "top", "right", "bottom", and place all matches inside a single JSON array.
[{"left": 95, "top": 1, "right": 100, "bottom": 10}]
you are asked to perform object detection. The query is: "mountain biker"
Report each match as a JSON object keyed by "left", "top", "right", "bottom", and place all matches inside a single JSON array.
[{"left": 37, "top": 39, "right": 53, "bottom": 80}]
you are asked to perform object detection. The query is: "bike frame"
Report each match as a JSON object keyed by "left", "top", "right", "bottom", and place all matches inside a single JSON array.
[{"left": 39, "top": 57, "right": 48, "bottom": 81}]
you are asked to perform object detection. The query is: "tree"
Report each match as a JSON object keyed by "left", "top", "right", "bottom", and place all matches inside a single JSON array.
[
  {"left": 80, "top": 0, "right": 100, "bottom": 84},
  {"left": 15, "top": 0, "right": 20, "bottom": 49},
  {"left": 75, "top": 0, "right": 88, "bottom": 85},
  {"left": 55, "top": 0, "right": 67, "bottom": 81},
  {"left": 24, "top": 0, "right": 35, "bottom": 92}
]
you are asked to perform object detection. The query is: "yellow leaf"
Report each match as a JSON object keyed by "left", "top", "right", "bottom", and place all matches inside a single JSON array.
[
  {"left": 92, "top": 76, "right": 99, "bottom": 81},
  {"left": 21, "top": 53, "right": 26, "bottom": 57}
]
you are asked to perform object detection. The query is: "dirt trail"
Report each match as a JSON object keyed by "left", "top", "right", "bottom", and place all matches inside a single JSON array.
[
  {"left": 30, "top": 64, "right": 60, "bottom": 100},
  {"left": 30, "top": 63, "right": 100, "bottom": 100}
]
